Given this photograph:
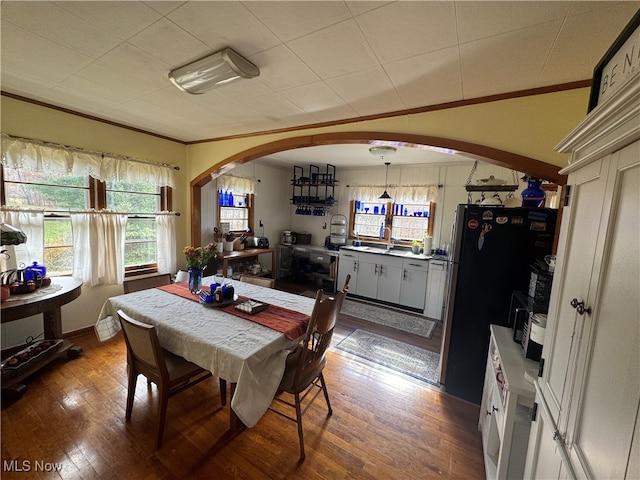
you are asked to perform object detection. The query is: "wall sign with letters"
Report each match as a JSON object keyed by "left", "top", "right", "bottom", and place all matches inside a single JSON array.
[{"left": 588, "top": 9, "right": 640, "bottom": 112}]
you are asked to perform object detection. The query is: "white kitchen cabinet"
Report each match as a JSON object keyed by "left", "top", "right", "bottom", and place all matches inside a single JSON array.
[
  {"left": 337, "top": 248, "right": 428, "bottom": 311},
  {"left": 337, "top": 250, "right": 358, "bottom": 294},
  {"left": 425, "top": 259, "right": 447, "bottom": 319},
  {"left": 524, "top": 66, "right": 639, "bottom": 479},
  {"left": 399, "top": 258, "right": 429, "bottom": 310},
  {"left": 358, "top": 252, "right": 403, "bottom": 304},
  {"left": 480, "top": 326, "right": 537, "bottom": 480},
  {"left": 355, "top": 254, "right": 378, "bottom": 298}
]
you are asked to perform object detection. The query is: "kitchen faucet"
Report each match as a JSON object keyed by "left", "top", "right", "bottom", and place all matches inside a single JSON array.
[{"left": 383, "top": 227, "right": 393, "bottom": 250}]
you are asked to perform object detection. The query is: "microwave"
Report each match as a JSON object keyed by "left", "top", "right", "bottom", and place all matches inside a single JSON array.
[{"left": 508, "top": 291, "right": 534, "bottom": 343}]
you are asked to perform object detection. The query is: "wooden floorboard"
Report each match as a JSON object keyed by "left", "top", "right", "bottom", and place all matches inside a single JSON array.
[{"left": 2, "top": 283, "right": 484, "bottom": 479}]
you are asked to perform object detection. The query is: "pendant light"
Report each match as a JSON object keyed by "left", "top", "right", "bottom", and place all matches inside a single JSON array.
[
  {"left": 379, "top": 162, "right": 392, "bottom": 199},
  {"left": 369, "top": 146, "right": 396, "bottom": 199}
]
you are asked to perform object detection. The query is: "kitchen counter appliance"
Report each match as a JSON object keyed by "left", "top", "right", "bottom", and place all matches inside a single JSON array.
[
  {"left": 246, "top": 236, "right": 269, "bottom": 248},
  {"left": 440, "top": 204, "right": 557, "bottom": 404}
]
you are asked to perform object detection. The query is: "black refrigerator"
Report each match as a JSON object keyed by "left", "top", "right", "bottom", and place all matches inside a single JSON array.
[{"left": 440, "top": 204, "right": 557, "bottom": 404}]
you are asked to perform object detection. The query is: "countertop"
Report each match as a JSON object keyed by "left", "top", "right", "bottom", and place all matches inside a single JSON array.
[
  {"left": 340, "top": 244, "right": 432, "bottom": 260},
  {"left": 282, "top": 243, "right": 449, "bottom": 262}
]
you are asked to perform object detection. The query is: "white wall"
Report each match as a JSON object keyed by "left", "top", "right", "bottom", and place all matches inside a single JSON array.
[{"left": 203, "top": 160, "right": 527, "bottom": 251}]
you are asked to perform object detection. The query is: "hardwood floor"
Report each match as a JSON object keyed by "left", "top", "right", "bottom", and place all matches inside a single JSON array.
[{"left": 1, "top": 285, "right": 485, "bottom": 480}]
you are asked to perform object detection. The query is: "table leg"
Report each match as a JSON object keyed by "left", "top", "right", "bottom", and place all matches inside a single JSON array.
[{"left": 43, "top": 308, "right": 63, "bottom": 339}]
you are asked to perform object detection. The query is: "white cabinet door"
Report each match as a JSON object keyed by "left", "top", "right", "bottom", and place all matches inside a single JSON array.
[
  {"left": 538, "top": 156, "right": 610, "bottom": 425},
  {"left": 565, "top": 142, "right": 640, "bottom": 480},
  {"left": 524, "top": 392, "right": 566, "bottom": 480},
  {"left": 338, "top": 251, "right": 358, "bottom": 293},
  {"left": 400, "top": 259, "right": 428, "bottom": 310},
  {"left": 355, "top": 258, "right": 378, "bottom": 298},
  {"left": 425, "top": 260, "right": 447, "bottom": 319},
  {"left": 376, "top": 261, "right": 402, "bottom": 304}
]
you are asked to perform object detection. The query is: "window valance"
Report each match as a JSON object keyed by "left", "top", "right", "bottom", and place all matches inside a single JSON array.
[
  {"left": 216, "top": 174, "right": 256, "bottom": 196},
  {"left": 348, "top": 184, "right": 440, "bottom": 204},
  {"left": 1, "top": 133, "right": 176, "bottom": 187}
]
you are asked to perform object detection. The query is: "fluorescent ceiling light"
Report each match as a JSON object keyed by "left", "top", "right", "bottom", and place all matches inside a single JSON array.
[{"left": 168, "top": 48, "right": 259, "bottom": 94}]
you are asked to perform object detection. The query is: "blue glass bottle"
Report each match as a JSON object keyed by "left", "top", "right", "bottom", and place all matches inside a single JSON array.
[{"left": 229, "top": 191, "right": 234, "bottom": 207}]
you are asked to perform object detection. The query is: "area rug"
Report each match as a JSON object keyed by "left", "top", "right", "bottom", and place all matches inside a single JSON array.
[
  {"left": 301, "top": 291, "right": 436, "bottom": 339},
  {"left": 334, "top": 329, "right": 440, "bottom": 386}
]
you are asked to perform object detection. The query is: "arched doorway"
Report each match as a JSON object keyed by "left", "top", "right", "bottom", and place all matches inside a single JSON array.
[{"left": 190, "top": 131, "right": 565, "bottom": 241}]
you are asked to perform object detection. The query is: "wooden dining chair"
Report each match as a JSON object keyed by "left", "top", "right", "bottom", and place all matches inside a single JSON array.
[
  {"left": 123, "top": 273, "right": 171, "bottom": 294},
  {"left": 238, "top": 274, "right": 275, "bottom": 288},
  {"left": 117, "top": 309, "right": 227, "bottom": 449},
  {"left": 269, "top": 274, "right": 350, "bottom": 461}
]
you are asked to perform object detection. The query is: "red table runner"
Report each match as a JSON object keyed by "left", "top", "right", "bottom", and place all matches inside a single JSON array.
[{"left": 157, "top": 282, "right": 309, "bottom": 340}]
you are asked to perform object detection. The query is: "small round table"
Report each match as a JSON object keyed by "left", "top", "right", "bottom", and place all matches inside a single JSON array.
[{"left": 1, "top": 277, "right": 83, "bottom": 399}]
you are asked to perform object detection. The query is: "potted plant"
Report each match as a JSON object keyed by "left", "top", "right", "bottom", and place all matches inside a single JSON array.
[{"left": 183, "top": 242, "right": 217, "bottom": 294}]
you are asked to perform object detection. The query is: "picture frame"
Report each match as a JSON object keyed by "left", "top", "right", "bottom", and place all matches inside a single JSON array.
[{"left": 588, "top": 9, "right": 640, "bottom": 112}]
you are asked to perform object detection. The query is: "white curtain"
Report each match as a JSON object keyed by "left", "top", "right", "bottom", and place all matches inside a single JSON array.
[
  {"left": 1, "top": 133, "right": 176, "bottom": 187},
  {"left": 0, "top": 209, "right": 44, "bottom": 270},
  {"left": 216, "top": 174, "right": 256, "bottom": 195},
  {"left": 156, "top": 213, "right": 176, "bottom": 274},
  {"left": 348, "top": 185, "right": 440, "bottom": 203},
  {"left": 71, "top": 211, "right": 127, "bottom": 286}
]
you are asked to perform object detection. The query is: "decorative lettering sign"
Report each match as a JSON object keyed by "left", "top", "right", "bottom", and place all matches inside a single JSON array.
[{"left": 588, "top": 10, "right": 640, "bottom": 112}]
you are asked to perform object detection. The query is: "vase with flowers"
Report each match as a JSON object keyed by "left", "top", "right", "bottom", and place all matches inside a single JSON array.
[{"left": 183, "top": 243, "right": 217, "bottom": 294}]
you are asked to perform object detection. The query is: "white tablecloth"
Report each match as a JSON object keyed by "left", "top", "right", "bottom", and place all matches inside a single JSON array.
[{"left": 97, "top": 277, "right": 316, "bottom": 427}]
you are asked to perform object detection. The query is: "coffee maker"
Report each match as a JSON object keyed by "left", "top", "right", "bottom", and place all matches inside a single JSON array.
[{"left": 281, "top": 230, "right": 294, "bottom": 245}]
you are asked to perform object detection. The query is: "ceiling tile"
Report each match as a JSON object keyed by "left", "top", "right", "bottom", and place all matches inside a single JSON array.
[
  {"left": 96, "top": 43, "right": 172, "bottom": 88},
  {"left": 166, "top": 2, "right": 281, "bottom": 55},
  {"left": 538, "top": 3, "right": 640, "bottom": 85},
  {"left": 127, "top": 18, "right": 211, "bottom": 66},
  {"left": 0, "top": 21, "right": 93, "bottom": 83},
  {"left": 2, "top": 2, "right": 122, "bottom": 58},
  {"left": 54, "top": 1, "right": 162, "bottom": 39},
  {"left": 280, "top": 81, "right": 353, "bottom": 113},
  {"left": 456, "top": 1, "right": 570, "bottom": 44},
  {"left": 243, "top": 1, "right": 352, "bottom": 42},
  {"left": 326, "top": 66, "right": 405, "bottom": 116},
  {"left": 459, "top": 21, "right": 561, "bottom": 98},
  {"left": 345, "top": 1, "right": 392, "bottom": 17},
  {"left": 75, "top": 60, "right": 162, "bottom": 98},
  {"left": 386, "top": 46, "right": 463, "bottom": 108},
  {"left": 142, "top": 1, "right": 183, "bottom": 16},
  {"left": 357, "top": 2, "right": 458, "bottom": 63},
  {"left": 246, "top": 93, "right": 308, "bottom": 119},
  {"left": 248, "top": 45, "right": 320, "bottom": 91},
  {"left": 288, "top": 19, "right": 379, "bottom": 78}
]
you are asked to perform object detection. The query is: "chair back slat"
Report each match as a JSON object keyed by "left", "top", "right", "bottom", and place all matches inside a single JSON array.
[
  {"left": 123, "top": 273, "right": 171, "bottom": 294},
  {"left": 239, "top": 275, "right": 275, "bottom": 288},
  {"left": 294, "top": 275, "right": 350, "bottom": 385}
]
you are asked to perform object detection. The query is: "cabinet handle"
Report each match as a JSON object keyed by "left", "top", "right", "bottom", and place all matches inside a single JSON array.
[
  {"left": 492, "top": 405, "right": 499, "bottom": 413},
  {"left": 379, "top": 265, "right": 384, "bottom": 275},
  {"left": 570, "top": 298, "right": 592, "bottom": 315},
  {"left": 375, "top": 265, "right": 378, "bottom": 275},
  {"left": 353, "top": 262, "right": 357, "bottom": 272},
  {"left": 403, "top": 269, "right": 408, "bottom": 280}
]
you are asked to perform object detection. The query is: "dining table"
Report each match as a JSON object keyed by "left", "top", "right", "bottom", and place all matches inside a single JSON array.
[{"left": 96, "top": 276, "right": 317, "bottom": 431}]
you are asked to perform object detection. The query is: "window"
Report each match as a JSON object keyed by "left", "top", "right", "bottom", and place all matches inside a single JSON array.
[
  {"left": 2, "top": 168, "right": 172, "bottom": 277},
  {"left": 217, "top": 190, "right": 254, "bottom": 233},
  {"left": 106, "top": 180, "right": 163, "bottom": 271},
  {"left": 350, "top": 200, "right": 434, "bottom": 245},
  {"left": 3, "top": 168, "right": 90, "bottom": 276}
]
